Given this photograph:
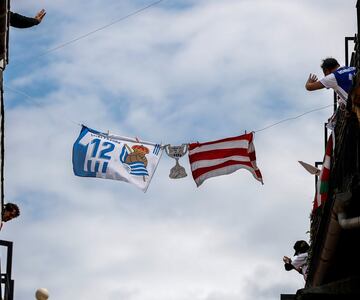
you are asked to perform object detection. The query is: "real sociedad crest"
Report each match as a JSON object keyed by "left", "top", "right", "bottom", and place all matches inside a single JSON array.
[
  {"left": 120, "top": 144, "right": 150, "bottom": 180},
  {"left": 165, "top": 144, "right": 188, "bottom": 179}
]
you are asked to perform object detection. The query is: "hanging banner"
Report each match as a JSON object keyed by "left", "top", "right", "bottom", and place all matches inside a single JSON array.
[
  {"left": 313, "top": 133, "right": 333, "bottom": 212},
  {"left": 298, "top": 161, "right": 320, "bottom": 176},
  {"left": 188, "top": 132, "right": 263, "bottom": 187},
  {"left": 72, "top": 126, "right": 163, "bottom": 192}
]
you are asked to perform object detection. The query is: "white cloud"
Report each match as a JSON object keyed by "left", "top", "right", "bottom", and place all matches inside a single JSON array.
[{"left": 1, "top": 1, "right": 357, "bottom": 299}]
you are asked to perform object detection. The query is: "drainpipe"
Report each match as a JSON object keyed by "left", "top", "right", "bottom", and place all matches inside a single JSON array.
[
  {"left": 311, "top": 206, "right": 341, "bottom": 286},
  {"left": 310, "top": 191, "right": 359, "bottom": 286},
  {"left": 334, "top": 192, "right": 360, "bottom": 229}
]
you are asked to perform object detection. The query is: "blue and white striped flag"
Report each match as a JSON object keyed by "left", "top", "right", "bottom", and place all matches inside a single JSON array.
[{"left": 72, "top": 126, "right": 163, "bottom": 192}]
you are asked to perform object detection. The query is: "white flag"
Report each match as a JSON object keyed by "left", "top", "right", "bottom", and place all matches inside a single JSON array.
[
  {"left": 298, "top": 161, "right": 320, "bottom": 176},
  {"left": 72, "top": 126, "right": 163, "bottom": 192}
]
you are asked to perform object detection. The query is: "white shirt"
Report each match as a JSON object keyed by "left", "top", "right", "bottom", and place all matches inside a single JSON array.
[
  {"left": 320, "top": 74, "right": 347, "bottom": 105},
  {"left": 320, "top": 66, "right": 356, "bottom": 105},
  {"left": 291, "top": 253, "right": 308, "bottom": 280}
]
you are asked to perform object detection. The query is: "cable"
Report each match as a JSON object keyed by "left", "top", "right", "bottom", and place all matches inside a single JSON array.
[
  {"left": 3, "top": 85, "right": 81, "bottom": 126},
  {"left": 13, "top": 0, "right": 165, "bottom": 64},
  {"left": 5, "top": 84, "right": 334, "bottom": 138},
  {"left": 254, "top": 104, "right": 333, "bottom": 133}
]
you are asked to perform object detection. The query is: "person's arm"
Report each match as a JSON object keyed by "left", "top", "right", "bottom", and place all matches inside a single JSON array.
[
  {"left": 284, "top": 262, "right": 295, "bottom": 271},
  {"left": 283, "top": 255, "right": 303, "bottom": 273},
  {"left": 283, "top": 256, "right": 295, "bottom": 271},
  {"left": 305, "top": 74, "right": 325, "bottom": 91},
  {"left": 9, "top": 9, "right": 46, "bottom": 29}
]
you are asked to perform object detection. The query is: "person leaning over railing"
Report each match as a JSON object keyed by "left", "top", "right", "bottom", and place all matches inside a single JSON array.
[
  {"left": 305, "top": 58, "right": 356, "bottom": 128},
  {"left": 9, "top": 8, "right": 46, "bottom": 28},
  {"left": 305, "top": 58, "right": 356, "bottom": 106},
  {"left": 283, "top": 240, "right": 310, "bottom": 281}
]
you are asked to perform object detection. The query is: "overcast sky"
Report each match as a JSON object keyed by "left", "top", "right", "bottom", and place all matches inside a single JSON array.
[{"left": 1, "top": 1, "right": 358, "bottom": 300}]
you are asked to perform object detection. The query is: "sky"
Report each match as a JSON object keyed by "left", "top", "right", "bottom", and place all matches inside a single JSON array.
[{"left": 1, "top": 0, "right": 358, "bottom": 299}]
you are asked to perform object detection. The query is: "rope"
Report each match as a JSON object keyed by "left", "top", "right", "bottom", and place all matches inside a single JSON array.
[
  {"left": 3, "top": 85, "right": 81, "bottom": 126},
  {"left": 11, "top": 0, "right": 165, "bottom": 66},
  {"left": 254, "top": 104, "right": 333, "bottom": 133},
  {"left": 4, "top": 85, "right": 333, "bottom": 138}
]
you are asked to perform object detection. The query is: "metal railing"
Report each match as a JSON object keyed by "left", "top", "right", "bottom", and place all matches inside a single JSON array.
[{"left": 0, "top": 240, "right": 14, "bottom": 300}]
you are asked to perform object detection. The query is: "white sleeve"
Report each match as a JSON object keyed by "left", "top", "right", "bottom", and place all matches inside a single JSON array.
[
  {"left": 320, "top": 74, "right": 337, "bottom": 89},
  {"left": 291, "top": 253, "right": 307, "bottom": 269}
]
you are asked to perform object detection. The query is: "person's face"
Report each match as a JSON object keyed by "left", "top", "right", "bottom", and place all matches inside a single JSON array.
[
  {"left": 2, "top": 209, "right": 18, "bottom": 222},
  {"left": 323, "top": 68, "right": 331, "bottom": 76}
]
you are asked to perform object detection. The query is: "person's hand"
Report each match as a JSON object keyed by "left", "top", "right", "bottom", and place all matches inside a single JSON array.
[
  {"left": 307, "top": 73, "right": 318, "bottom": 84},
  {"left": 34, "top": 9, "right": 46, "bottom": 23},
  {"left": 283, "top": 256, "right": 291, "bottom": 264},
  {"left": 305, "top": 73, "right": 319, "bottom": 90}
]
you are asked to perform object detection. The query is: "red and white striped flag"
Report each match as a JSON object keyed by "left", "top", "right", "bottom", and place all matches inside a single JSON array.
[
  {"left": 188, "top": 132, "right": 263, "bottom": 187},
  {"left": 313, "top": 133, "right": 334, "bottom": 211}
]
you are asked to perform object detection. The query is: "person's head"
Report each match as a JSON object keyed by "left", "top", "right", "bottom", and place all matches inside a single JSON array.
[
  {"left": 293, "top": 240, "right": 309, "bottom": 255},
  {"left": 321, "top": 58, "right": 340, "bottom": 76},
  {"left": 2, "top": 203, "right": 20, "bottom": 222}
]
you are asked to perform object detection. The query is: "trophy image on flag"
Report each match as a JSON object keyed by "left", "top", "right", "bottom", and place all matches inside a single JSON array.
[{"left": 165, "top": 144, "right": 188, "bottom": 179}]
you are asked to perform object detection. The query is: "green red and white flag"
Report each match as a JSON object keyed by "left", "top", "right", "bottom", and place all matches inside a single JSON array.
[{"left": 313, "top": 133, "right": 334, "bottom": 211}]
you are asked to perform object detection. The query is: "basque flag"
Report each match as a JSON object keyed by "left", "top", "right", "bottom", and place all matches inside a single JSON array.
[{"left": 313, "top": 133, "right": 333, "bottom": 212}]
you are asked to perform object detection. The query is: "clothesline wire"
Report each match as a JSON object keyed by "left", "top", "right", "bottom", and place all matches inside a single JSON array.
[
  {"left": 4, "top": 84, "right": 333, "bottom": 138},
  {"left": 11, "top": 0, "right": 165, "bottom": 66},
  {"left": 3, "top": 85, "right": 81, "bottom": 126},
  {"left": 253, "top": 104, "right": 333, "bottom": 133}
]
